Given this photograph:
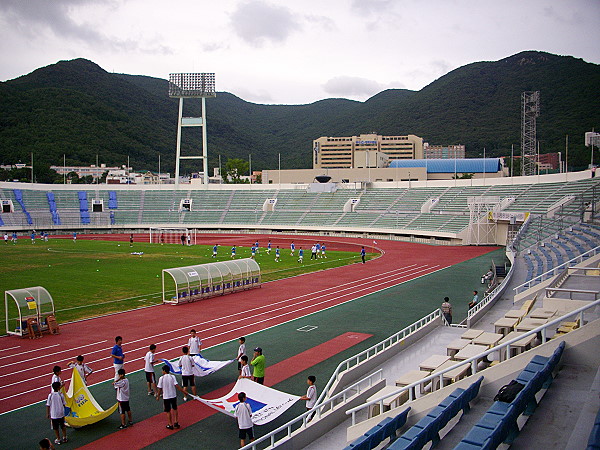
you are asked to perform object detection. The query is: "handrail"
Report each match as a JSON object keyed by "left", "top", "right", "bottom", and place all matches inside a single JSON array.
[
  {"left": 346, "top": 298, "right": 600, "bottom": 426},
  {"left": 240, "top": 369, "right": 384, "bottom": 450},
  {"left": 239, "top": 310, "right": 442, "bottom": 449},
  {"left": 316, "top": 309, "right": 442, "bottom": 404},
  {"left": 465, "top": 266, "right": 514, "bottom": 325},
  {"left": 513, "top": 245, "right": 600, "bottom": 294}
]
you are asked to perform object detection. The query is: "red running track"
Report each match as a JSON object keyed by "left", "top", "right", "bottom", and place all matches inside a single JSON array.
[{"left": 0, "top": 233, "right": 498, "bottom": 414}]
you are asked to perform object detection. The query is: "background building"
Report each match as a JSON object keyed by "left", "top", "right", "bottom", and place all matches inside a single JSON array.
[
  {"left": 313, "top": 133, "right": 424, "bottom": 169},
  {"left": 424, "top": 143, "right": 465, "bottom": 159}
]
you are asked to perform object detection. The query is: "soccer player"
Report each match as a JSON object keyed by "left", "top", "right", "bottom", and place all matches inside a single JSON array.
[
  {"left": 212, "top": 244, "right": 218, "bottom": 258},
  {"left": 290, "top": 241, "right": 295, "bottom": 256},
  {"left": 231, "top": 245, "right": 236, "bottom": 259},
  {"left": 298, "top": 247, "right": 304, "bottom": 264},
  {"left": 275, "top": 246, "right": 280, "bottom": 262},
  {"left": 267, "top": 241, "right": 271, "bottom": 254}
]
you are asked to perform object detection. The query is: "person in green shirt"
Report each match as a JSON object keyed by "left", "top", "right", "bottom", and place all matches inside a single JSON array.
[{"left": 250, "top": 347, "right": 265, "bottom": 385}]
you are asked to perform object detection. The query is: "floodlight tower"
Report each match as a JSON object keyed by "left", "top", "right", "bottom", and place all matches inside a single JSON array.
[
  {"left": 521, "top": 91, "right": 540, "bottom": 176},
  {"left": 168, "top": 73, "right": 216, "bottom": 186}
]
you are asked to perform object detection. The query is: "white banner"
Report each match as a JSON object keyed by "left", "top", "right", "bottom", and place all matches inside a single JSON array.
[
  {"left": 160, "top": 354, "right": 235, "bottom": 377},
  {"left": 193, "top": 378, "right": 300, "bottom": 425}
]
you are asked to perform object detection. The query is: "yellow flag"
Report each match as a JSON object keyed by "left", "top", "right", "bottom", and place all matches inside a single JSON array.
[{"left": 64, "top": 368, "right": 118, "bottom": 428}]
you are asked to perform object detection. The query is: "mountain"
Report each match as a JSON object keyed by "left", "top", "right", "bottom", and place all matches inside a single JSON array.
[{"left": 0, "top": 51, "right": 599, "bottom": 176}]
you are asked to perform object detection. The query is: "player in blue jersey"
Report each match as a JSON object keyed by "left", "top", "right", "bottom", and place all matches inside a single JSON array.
[
  {"left": 290, "top": 242, "right": 295, "bottom": 256},
  {"left": 213, "top": 244, "right": 218, "bottom": 258},
  {"left": 231, "top": 245, "right": 236, "bottom": 259}
]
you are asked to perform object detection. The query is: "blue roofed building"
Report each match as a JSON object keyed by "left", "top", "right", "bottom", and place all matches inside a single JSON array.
[{"left": 389, "top": 158, "right": 506, "bottom": 180}]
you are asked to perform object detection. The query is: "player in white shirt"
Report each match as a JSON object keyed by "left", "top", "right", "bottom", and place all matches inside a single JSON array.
[
  {"left": 50, "top": 366, "right": 64, "bottom": 393},
  {"left": 300, "top": 376, "right": 317, "bottom": 421},
  {"left": 144, "top": 344, "right": 158, "bottom": 395},
  {"left": 237, "top": 336, "right": 247, "bottom": 375},
  {"left": 113, "top": 368, "right": 133, "bottom": 428},
  {"left": 238, "top": 356, "right": 252, "bottom": 379},
  {"left": 67, "top": 355, "right": 93, "bottom": 385},
  {"left": 47, "top": 381, "right": 67, "bottom": 444},
  {"left": 178, "top": 346, "right": 197, "bottom": 400},
  {"left": 235, "top": 392, "right": 255, "bottom": 447},
  {"left": 156, "top": 365, "right": 187, "bottom": 430},
  {"left": 188, "top": 329, "right": 202, "bottom": 356}
]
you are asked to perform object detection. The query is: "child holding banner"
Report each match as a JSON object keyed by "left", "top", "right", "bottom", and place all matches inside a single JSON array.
[{"left": 235, "top": 392, "right": 255, "bottom": 447}]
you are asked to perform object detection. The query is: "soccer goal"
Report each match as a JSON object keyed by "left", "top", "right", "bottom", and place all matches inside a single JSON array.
[{"left": 149, "top": 228, "right": 197, "bottom": 245}]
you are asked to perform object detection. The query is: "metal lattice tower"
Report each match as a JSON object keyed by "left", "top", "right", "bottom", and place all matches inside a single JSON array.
[
  {"left": 168, "top": 73, "right": 216, "bottom": 186},
  {"left": 521, "top": 91, "right": 540, "bottom": 176}
]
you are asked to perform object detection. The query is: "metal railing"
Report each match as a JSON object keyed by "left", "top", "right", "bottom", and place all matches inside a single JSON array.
[
  {"left": 317, "top": 309, "right": 442, "bottom": 404},
  {"left": 346, "top": 298, "right": 600, "bottom": 426},
  {"left": 240, "top": 369, "right": 384, "bottom": 450},
  {"left": 239, "top": 309, "right": 442, "bottom": 449},
  {"left": 513, "top": 245, "right": 600, "bottom": 295}
]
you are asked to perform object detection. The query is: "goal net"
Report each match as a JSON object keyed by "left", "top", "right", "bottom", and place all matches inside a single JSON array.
[{"left": 149, "top": 228, "right": 197, "bottom": 245}]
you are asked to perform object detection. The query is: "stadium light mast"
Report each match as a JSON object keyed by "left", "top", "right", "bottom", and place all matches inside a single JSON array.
[
  {"left": 521, "top": 91, "right": 540, "bottom": 176},
  {"left": 168, "top": 73, "right": 216, "bottom": 186}
]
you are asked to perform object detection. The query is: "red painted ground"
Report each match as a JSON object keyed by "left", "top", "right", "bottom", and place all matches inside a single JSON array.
[
  {"left": 79, "top": 332, "right": 372, "bottom": 449},
  {"left": 0, "top": 233, "right": 498, "bottom": 415}
]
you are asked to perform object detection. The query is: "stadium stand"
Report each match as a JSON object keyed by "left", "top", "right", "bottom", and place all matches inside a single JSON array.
[{"left": 456, "top": 342, "right": 565, "bottom": 449}]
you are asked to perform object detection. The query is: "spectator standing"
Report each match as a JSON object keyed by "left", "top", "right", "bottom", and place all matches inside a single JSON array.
[
  {"left": 299, "top": 376, "right": 317, "bottom": 421},
  {"left": 441, "top": 297, "right": 453, "bottom": 324},
  {"left": 250, "top": 347, "right": 265, "bottom": 385},
  {"left": 468, "top": 290, "right": 480, "bottom": 309}
]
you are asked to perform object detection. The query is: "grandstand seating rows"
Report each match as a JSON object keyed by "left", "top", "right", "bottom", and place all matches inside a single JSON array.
[
  {"left": 1, "top": 179, "right": 598, "bottom": 235},
  {"left": 520, "top": 223, "right": 600, "bottom": 281}
]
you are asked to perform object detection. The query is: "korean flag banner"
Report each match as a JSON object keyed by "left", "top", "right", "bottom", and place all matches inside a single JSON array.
[{"left": 193, "top": 378, "right": 300, "bottom": 425}]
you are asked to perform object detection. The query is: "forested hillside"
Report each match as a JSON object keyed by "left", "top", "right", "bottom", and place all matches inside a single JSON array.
[{"left": 0, "top": 51, "right": 598, "bottom": 178}]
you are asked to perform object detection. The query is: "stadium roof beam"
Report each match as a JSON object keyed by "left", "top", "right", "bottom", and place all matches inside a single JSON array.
[{"left": 168, "top": 73, "right": 216, "bottom": 186}]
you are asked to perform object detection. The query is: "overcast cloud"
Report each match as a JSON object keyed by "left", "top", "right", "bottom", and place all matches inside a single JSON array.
[{"left": 0, "top": 0, "right": 598, "bottom": 104}]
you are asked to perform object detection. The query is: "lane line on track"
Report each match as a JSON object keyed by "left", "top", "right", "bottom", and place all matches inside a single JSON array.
[{"left": 0, "top": 264, "right": 439, "bottom": 403}]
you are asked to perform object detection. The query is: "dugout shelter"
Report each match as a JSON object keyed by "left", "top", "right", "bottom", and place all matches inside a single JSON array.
[
  {"left": 4, "top": 286, "right": 57, "bottom": 337},
  {"left": 162, "top": 258, "right": 261, "bottom": 305}
]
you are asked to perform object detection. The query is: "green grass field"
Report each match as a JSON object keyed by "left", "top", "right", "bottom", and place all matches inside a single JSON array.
[{"left": 0, "top": 238, "right": 375, "bottom": 333}]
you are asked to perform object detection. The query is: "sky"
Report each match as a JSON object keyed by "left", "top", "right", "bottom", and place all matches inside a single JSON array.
[{"left": 0, "top": 0, "right": 598, "bottom": 105}]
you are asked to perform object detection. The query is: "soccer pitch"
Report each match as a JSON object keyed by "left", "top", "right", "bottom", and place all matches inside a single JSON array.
[{"left": 0, "top": 238, "right": 373, "bottom": 333}]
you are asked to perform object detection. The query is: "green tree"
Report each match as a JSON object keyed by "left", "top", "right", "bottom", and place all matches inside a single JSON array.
[{"left": 223, "top": 158, "right": 249, "bottom": 184}]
